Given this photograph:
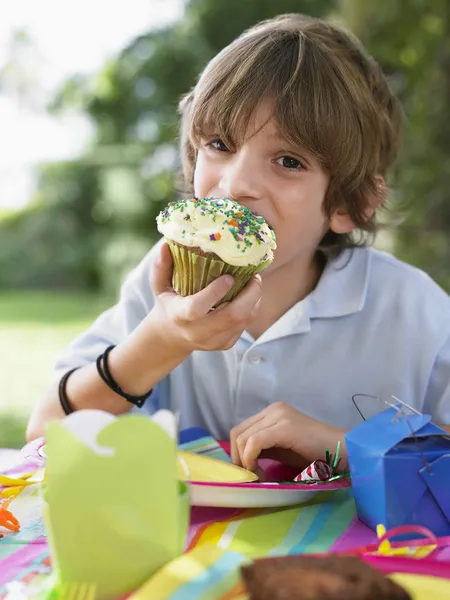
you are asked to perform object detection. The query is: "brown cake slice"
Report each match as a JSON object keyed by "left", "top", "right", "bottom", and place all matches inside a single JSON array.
[{"left": 240, "top": 554, "right": 412, "bottom": 600}]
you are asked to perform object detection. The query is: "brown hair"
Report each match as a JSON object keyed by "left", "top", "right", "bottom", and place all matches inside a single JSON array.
[{"left": 178, "top": 13, "right": 402, "bottom": 256}]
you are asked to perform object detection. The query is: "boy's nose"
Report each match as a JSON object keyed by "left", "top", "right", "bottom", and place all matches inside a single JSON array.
[{"left": 218, "top": 152, "right": 262, "bottom": 203}]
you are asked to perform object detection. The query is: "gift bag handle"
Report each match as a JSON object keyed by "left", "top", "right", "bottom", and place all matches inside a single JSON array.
[
  {"left": 378, "top": 525, "right": 438, "bottom": 547},
  {"left": 351, "top": 394, "right": 422, "bottom": 422}
]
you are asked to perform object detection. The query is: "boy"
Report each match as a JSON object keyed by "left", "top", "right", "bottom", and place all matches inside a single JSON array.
[{"left": 27, "top": 14, "right": 450, "bottom": 472}]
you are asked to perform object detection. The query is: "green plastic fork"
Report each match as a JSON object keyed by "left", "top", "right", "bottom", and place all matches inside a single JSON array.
[{"left": 56, "top": 582, "right": 96, "bottom": 600}]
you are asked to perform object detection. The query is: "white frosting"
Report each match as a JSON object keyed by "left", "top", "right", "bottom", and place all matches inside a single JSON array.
[{"left": 156, "top": 197, "right": 276, "bottom": 267}]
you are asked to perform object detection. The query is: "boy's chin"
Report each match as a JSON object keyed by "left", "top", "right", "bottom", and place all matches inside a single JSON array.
[{"left": 258, "top": 260, "right": 275, "bottom": 277}]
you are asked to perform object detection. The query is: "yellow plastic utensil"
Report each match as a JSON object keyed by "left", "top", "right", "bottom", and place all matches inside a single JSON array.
[
  {"left": 0, "top": 474, "right": 35, "bottom": 487},
  {"left": 0, "top": 470, "right": 45, "bottom": 497},
  {"left": 177, "top": 451, "right": 259, "bottom": 483}
]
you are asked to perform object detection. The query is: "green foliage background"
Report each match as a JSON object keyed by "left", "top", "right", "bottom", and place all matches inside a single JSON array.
[{"left": 4, "top": 0, "right": 447, "bottom": 295}]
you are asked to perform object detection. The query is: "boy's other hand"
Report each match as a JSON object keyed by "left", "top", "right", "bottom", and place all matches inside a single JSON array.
[
  {"left": 149, "top": 242, "right": 262, "bottom": 352},
  {"left": 230, "top": 402, "right": 347, "bottom": 473}
]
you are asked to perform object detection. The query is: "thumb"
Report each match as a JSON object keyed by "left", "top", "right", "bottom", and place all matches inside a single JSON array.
[
  {"left": 150, "top": 242, "right": 174, "bottom": 296},
  {"left": 254, "top": 466, "right": 267, "bottom": 482}
]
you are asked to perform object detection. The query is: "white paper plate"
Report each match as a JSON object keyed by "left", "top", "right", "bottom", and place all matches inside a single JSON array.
[
  {"left": 22, "top": 437, "right": 351, "bottom": 508},
  {"left": 188, "top": 479, "right": 351, "bottom": 508}
]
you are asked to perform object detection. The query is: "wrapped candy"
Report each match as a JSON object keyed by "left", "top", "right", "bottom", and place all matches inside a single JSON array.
[
  {"left": 294, "top": 459, "right": 332, "bottom": 482},
  {"left": 291, "top": 442, "right": 350, "bottom": 485}
]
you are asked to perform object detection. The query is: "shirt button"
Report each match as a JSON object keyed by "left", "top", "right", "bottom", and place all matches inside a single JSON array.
[{"left": 248, "top": 354, "right": 262, "bottom": 365}]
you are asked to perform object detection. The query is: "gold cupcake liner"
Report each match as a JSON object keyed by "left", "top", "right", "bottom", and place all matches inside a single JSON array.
[{"left": 167, "top": 240, "right": 269, "bottom": 306}]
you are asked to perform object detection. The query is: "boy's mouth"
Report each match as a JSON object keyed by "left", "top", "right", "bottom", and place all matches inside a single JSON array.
[
  {"left": 209, "top": 196, "right": 273, "bottom": 229},
  {"left": 238, "top": 206, "right": 273, "bottom": 229},
  {"left": 253, "top": 212, "right": 274, "bottom": 230}
]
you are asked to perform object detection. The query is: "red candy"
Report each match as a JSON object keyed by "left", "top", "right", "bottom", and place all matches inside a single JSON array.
[{"left": 294, "top": 459, "right": 332, "bottom": 482}]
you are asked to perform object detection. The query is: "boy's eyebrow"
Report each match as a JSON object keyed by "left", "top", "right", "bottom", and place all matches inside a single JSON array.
[
  {"left": 269, "top": 132, "right": 313, "bottom": 164},
  {"left": 198, "top": 127, "right": 216, "bottom": 137},
  {"left": 269, "top": 131, "right": 303, "bottom": 150},
  {"left": 269, "top": 131, "right": 287, "bottom": 142}
]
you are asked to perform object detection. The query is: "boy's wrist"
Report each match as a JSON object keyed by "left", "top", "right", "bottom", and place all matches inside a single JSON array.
[
  {"left": 107, "top": 314, "right": 191, "bottom": 398},
  {"left": 143, "top": 309, "right": 195, "bottom": 356}
]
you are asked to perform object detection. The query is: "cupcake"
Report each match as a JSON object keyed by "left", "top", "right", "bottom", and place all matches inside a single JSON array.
[{"left": 156, "top": 197, "right": 276, "bottom": 305}]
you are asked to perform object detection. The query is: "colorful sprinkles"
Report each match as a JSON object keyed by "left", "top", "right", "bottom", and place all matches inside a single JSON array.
[{"left": 158, "top": 197, "right": 275, "bottom": 255}]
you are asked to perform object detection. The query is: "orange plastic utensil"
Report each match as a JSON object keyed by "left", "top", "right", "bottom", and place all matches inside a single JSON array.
[{"left": 0, "top": 496, "right": 20, "bottom": 537}]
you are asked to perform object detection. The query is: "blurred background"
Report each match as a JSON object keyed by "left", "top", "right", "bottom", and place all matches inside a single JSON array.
[{"left": 1, "top": 0, "right": 449, "bottom": 448}]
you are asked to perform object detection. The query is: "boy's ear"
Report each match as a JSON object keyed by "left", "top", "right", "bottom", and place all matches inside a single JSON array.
[{"left": 329, "top": 175, "right": 386, "bottom": 234}]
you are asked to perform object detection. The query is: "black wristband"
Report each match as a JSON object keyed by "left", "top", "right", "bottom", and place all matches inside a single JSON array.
[
  {"left": 58, "top": 368, "right": 80, "bottom": 415},
  {"left": 96, "top": 345, "right": 150, "bottom": 408}
]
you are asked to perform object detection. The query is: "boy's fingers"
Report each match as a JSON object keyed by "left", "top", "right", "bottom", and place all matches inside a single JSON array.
[
  {"left": 207, "top": 274, "right": 262, "bottom": 334},
  {"left": 222, "top": 275, "right": 262, "bottom": 320},
  {"left": 241, "top": 423, "right": 281, "bottom": 472},
  {"left": 230, "top": 412, "right": 264, "bottom": 466},
  {"left": 235, "top": 420, "right": 268, "bottom": 469},
  {"left": 214, "top": 302, "right": 230, "bottom": 312},
  {"left": 249, "top": 298, "right": 262, "bottom": 320},
  {"left": 150, "top": 243, "right": 174, "bottom": 296},
  {"left": 178, "top": 275, "right": 234, "bottom": 321}
]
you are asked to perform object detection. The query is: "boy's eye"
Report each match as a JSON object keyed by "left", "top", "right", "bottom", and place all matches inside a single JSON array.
[
  {"left": 207, "top": 139, "right": 229, "bottom": 152},
  {"left": 275, "top": 156, "right": 304, "bottom": 170}
]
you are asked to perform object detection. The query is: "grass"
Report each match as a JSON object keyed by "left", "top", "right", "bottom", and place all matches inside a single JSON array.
[{"left": 0, "top": 291, "right": 115, "bottom": 449}]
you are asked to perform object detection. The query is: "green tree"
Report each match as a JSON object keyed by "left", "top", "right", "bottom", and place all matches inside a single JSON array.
[
  {"left": 340, "top": 0, "right": 450, "bottom": 290},
  {"left": 0, "top": 161, "right": 107, "bottom": 290}
]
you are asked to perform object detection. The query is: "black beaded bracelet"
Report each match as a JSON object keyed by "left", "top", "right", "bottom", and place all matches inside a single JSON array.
[
  {"left": 58, "top": 346, "right": 151, "bottom": 416},
  {"left": 58, "top": 368, "right": 80, "bottom": 415},
  {"left": 96, "top": 345, "right": 150, "bottom": 408}
]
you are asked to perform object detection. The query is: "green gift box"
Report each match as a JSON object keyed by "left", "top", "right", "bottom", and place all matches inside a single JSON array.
[{"left": 43, "top": 410, "right": 190, "bottom": 599}]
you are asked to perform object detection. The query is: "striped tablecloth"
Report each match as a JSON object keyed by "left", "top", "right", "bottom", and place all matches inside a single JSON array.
[{"left": 1, "top": 429, "right": 449, "bottom": 599}]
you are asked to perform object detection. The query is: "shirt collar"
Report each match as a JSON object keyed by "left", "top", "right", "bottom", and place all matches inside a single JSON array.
[
  {"left": 308, "top": 247, "right": 371, "bottom": 319},
  {"left": 244, "top": 247, "right": 371, "bottom": 345}
]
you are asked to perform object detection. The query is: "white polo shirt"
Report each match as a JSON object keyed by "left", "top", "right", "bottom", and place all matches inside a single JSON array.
[{"left": 53, "top": 242, "right": 450, "bottom": 440}]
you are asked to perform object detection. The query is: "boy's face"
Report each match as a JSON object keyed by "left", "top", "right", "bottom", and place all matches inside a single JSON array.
[{"left": 194, "top": 103, "right": 336, "bottom": 275}]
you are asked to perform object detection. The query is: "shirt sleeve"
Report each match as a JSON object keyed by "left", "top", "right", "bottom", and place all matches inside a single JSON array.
[
  {"left": 52, "top": 241, "right": 161, "bottom": 381},
  {"left": 424, "top": 333, "right": 450, "bottom": 426}
]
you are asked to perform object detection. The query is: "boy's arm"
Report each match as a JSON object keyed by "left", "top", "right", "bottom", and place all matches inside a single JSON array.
[
  {"left": 27, "top": 241, "right": 263, "bottom": 441},
  {"left": 26, "top": 316, "right": 190, "bottom": 440},
  {"left": 26, "top": 242, "right": 183, "bottom": 440}
]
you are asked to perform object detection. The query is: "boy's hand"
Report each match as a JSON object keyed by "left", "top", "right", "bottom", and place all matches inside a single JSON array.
[
  {"left": 230, "top": 402, "right": 347, "bottom": 472},
  {"left": 149, "top": 242, "right": 262, "bottom": 352}
]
